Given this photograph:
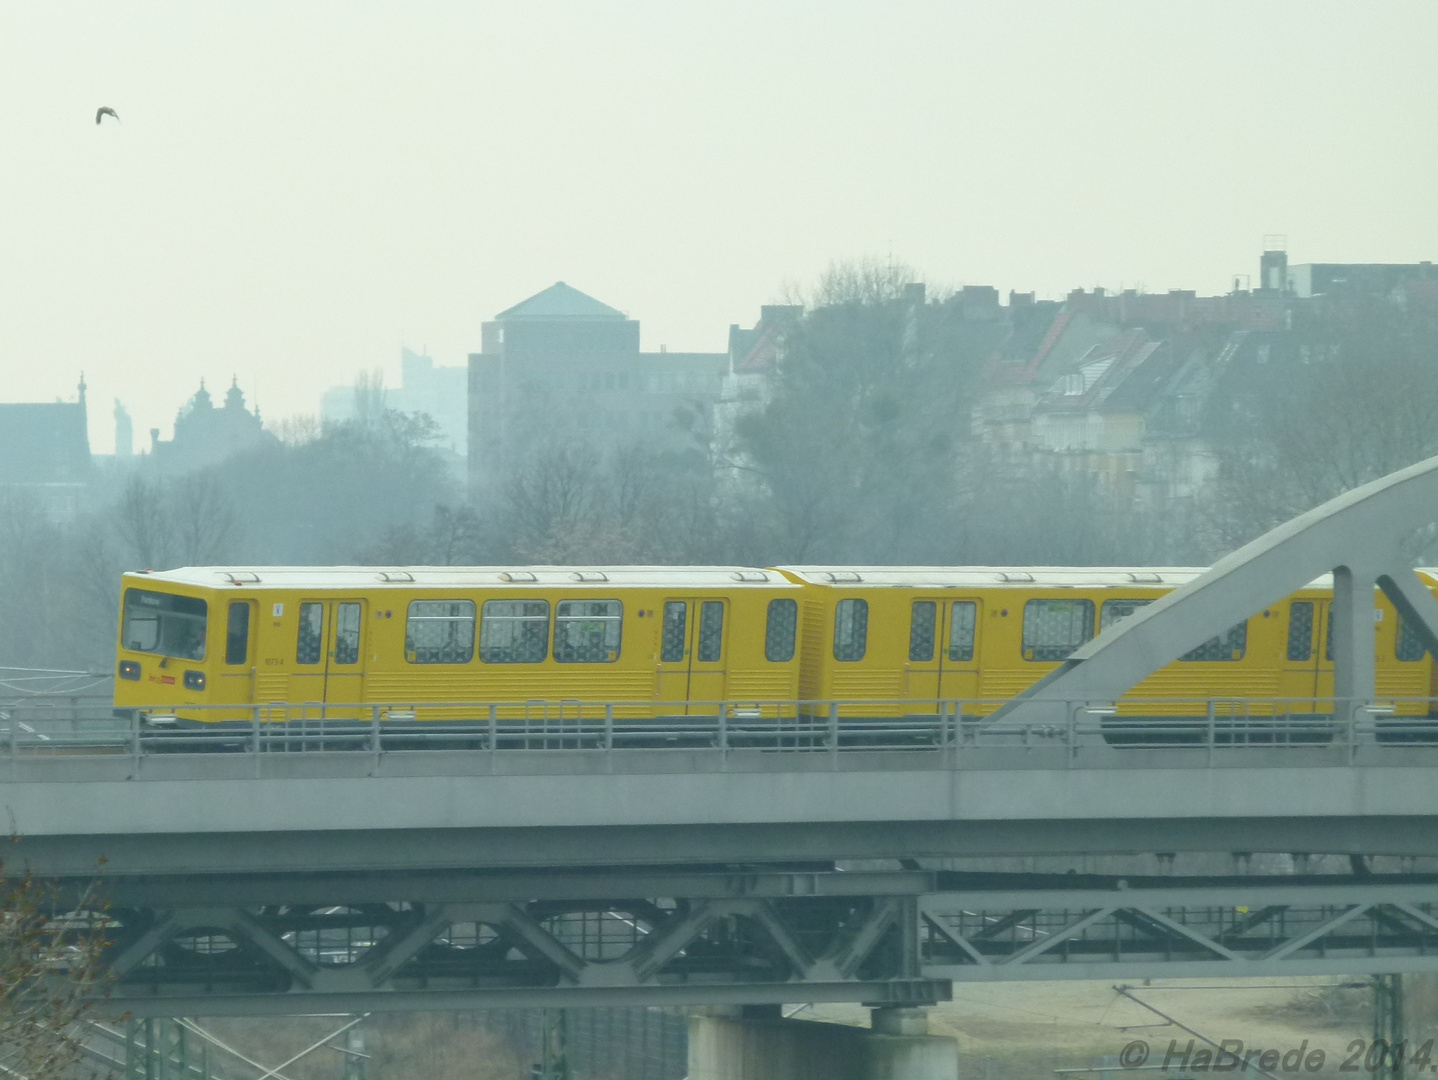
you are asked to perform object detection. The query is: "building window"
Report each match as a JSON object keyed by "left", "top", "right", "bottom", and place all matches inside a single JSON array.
[
  {"left": 661, "top": 602, "right": 687, "bottom": 663},
  {"left": 334, "top": 602, "right": 361, "bottom": 665},
  {"left": 122, "top": 589, "right": 208, "bottom": 661},
  {"left": 1022, "top": 599, "right": 1094, "bottom": 661},
  {"left": 697, "top": 601, "right": 724, "bottom": 662},
  {"left": 1100, "top": 598, "right": 1151, "bottom": 631},
  {"left": 406, "top": 600, "right": 476, "bottom": 664},
  {"left": 833, "top": 599, "right": 868, "bottom": 662},
  {"left": 554, "top": 600, "right": 623, "bottom": 663},
  {"left": 909, "top": 601, "right": 936, "bottom": 662},
  {"left": 297, "top": 603, "right": 324, "bottom": 665},
  {"left": 1288, "top": 602, "right": 1314, "bottom": 662},
  {"left": 765, "top": 599, "right": 798, "bottom": 663},
  {"left": 479, "top": 600, "right": 549, "bottom": 663},
  {"left": 225, "top": 602, "right": 250, "bottom": 666},
  {"left": 1180, "top": 621, "right": 1248, "bottom": 661},
  {"left": 1397, "top": 614, "right": 1428, "bottom": 662},
  {"left": 949, "top": 601, "right": 977, "bottom": 662}
]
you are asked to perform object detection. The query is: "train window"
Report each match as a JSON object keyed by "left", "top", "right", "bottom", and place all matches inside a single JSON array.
[
  {"left": 765, "top": 599, "right": 798, "bottom": 662},
  {"left": 697, "top": 601, "right": 725, "bottom": 662},
  {"left": 833, "top": 599, "right": 868, "bottom": 662},
  {"left": 661, "top": 602, "right": 688, "bottom": 661},
  {"left": 225, "top": 602, "right": 250, "bottom": 665},
  {"left": 296, "top": 603, "right": 324, "bottom": 664},
  {"left": 479, "top": 600, "right": 548, "bottom": 663},
  {"left": 554, "top": 600, "right": 623, "bottom": 663},
  {"left": 335, "top": 602, "right": 362, "bottom": 665},
  {"left": 1100, "top": 598, "right": 1150, "bottom": 630},
  {"left": 949, "top": 601, "right": 977, "bottom": 662},
  {"left": 122, "top": 589, "right": 208, "bottom": 661},
  {"left": 1288, "top": 602, "right": 1314, "bottom": 662},
  {"left": 1397, "top": 615, "right": 1428, "bottom": 661},
  {"left": 909, "top": 602, "right": 936, "bottom": 662},
  {"left": 1180, "top": 621, "right": 1247, "bottom": 662},
  {"left": 406, "top": 600, "right": 476, "bottom": 664},
  {"left": 1022, "top": 599, "right": 1094, "bottom": 662}
]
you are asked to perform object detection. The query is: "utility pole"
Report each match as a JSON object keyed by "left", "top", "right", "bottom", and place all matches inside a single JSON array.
[
  {"left": 342, "top": 1020, "right": 367, "bottom": 1080},
  {"left": 532, "top": 1009, "right": 571, "bottom": 1080},
  {"left": 1374, "top": 975, "right": 1405, "bottom": 1080}
]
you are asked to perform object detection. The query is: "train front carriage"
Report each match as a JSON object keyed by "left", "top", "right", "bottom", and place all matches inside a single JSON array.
[{"left": 114, "top": 567, "right": 807, "bottom": 738}]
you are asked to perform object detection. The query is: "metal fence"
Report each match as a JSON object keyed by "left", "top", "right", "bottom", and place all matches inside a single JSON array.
[{"left": 5, "top": 693, "right": 1438, "bottom": 765}]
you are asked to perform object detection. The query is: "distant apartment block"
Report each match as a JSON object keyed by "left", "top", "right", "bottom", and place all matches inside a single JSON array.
[
  {"left": 468, "top": 283, "right": 725, "bottom": 494},
  {"left": 1286, "top": 260, "right": 1438, "bottom": 299},
  {"left": 321, "top": 348, "right": 469, "bottom": 457}
]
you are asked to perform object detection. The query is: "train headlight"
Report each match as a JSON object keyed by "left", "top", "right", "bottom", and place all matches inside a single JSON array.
[
  {"left": 183, "top": 670, "right": 206, "bottom": 691},
  {"left": 119, "top": 661, "right": 140, "bottom": 681}
]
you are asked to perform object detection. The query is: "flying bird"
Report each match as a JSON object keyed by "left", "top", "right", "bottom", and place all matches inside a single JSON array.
[{"left": 95, "top": 106, "right": 120, "bottom": 125}]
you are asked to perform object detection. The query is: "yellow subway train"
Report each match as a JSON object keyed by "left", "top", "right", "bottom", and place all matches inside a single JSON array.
[{"left": 112, "top": 564, "right": 1438, "bottom": 728}]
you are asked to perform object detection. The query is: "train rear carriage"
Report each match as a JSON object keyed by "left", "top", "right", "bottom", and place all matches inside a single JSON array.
[
  {"left": 772, "top": 567, "right": 1435, "bottom": 727},
  {"left": 114, "top": 566, "right": 805, "bottom": 725}
]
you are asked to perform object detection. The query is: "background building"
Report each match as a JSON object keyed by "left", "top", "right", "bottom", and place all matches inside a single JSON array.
[
  {"left": 1287, "top": 260, "right": 1438, "bottom": 299},
  {"left": 468, "top": 282, "right": 725, "bottom": 494},
  {"left": 0, "top": 377, "right": 91, "bottom": 521},
  {"left": 149, "top": 378, "right": 272, "bottom": 474},
  {"left": 321, "top": 347, "right": 469, "bottom": 457}
]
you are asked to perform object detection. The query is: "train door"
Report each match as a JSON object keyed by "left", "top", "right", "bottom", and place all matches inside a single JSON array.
[
  {"left": 939, "top": 599, "right": 983, "bottom": 704},
  {"left": 906, "top": 600, "right": 943, "bottom": 713},
  {"left": 290, "top": 599, "right": 366, "bottom": 714},
  {"left": 1314, "top": 600, "right": 1338, "bottom": 707},
  {"left": 654, "top": 598, "right": 728, "bottom": 714},
  {"left": 1277, "top": 599, "right": 1322, "bottom": 710},
  {"left": 217, "top": 598, "right": 257, "bottom": 704},
  {"left": 906, "top": 599, "right": 983, "bottom": 712}
]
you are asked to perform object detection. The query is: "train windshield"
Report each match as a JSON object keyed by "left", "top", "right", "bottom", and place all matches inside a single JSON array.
[{"left": 122, "top": 588, "right": 208, "bottom": 661}]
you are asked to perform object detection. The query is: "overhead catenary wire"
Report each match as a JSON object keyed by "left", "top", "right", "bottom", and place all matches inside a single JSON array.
[{"left": 1113, "top": 985, "right": 1283, "bottom": 1080}]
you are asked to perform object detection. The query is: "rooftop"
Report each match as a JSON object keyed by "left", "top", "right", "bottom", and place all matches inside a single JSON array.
[
  {"left": 125, "top": 566, "right": 800, "bottom": 591},
  {"left": 494, "top": 282, "right": 628, "bottom": 322},
  {"left": 0, "top": 400, "right": 91, "bottom": 484}
]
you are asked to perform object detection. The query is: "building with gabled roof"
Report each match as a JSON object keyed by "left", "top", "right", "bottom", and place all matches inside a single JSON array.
[
  {"left": 0, "top": 376, "right": 92, "bottom": 520},
  {"left": 468, "top": 283, "right": 726, "bottom": 494}
]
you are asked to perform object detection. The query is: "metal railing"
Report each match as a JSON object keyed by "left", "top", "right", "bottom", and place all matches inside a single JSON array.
[{"left": 5, "top": 695, "right": 1438, "bottom": 766}]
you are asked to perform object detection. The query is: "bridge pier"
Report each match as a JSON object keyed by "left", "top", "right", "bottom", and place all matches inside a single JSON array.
[{"left": 687, "top": 1006, "right": 958, "bottom": 1080}]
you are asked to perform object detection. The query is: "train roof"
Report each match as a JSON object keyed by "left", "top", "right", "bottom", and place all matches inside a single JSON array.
[
  {"left": 775, "top": 566, "right": 1353, "bottom": 589},
  {"left": 122, "top": 565, "right": 1438, "bottom": 593},
  {"left": 123, "top": 566, "right": 801, "bottom": 590}
]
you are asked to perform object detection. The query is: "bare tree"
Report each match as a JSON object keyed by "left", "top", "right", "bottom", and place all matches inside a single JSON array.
[
  {"left": 351, "top": 369, "right": 388, "bottom": 426},
  {"left": 0, "top": 857, "right": 111, "bottom": 1080},
  {"left": 734, "top": 264, "right": 979, "bottom": 563},
  {"left": 784, "top": 255, "right": 928, "bottom": 308},
  {"left": 168, "top": 474, "right": 242, "bottom": 566},
  {"left": 1202, "top": 315, "right": 1438, "bottom": 553},
  {"left": 502, "top": 441, "right": 604, "bottom": 559},
  {"left": 427, "top": 504, "right": 485, "bottom": 565},
  {"left": 110, "top": 476, "right": 168, "bottom": 570}
]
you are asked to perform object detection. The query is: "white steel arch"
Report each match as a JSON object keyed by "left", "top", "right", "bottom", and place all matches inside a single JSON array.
[{"left": 991, "top": 454, "right": 1438, "bottom": 724}]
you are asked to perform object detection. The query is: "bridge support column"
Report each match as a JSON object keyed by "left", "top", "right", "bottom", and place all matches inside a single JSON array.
[
  {"left": 688, "top": 1007, "right": 957, "bottom": 1080},
  {"left": 1332, "top": 565, "right": 1378, "bottom": 719}
]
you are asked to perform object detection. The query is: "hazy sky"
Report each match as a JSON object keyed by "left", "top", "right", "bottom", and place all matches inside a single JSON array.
[{"left": 2, "top": 3, "right": 1436, "bottom": 453}]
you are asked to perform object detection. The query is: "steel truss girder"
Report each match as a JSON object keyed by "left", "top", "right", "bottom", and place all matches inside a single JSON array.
[
  {"left": 53, "top": 870, "right": 1438, "bottom": 1013},
  {"left": 89, "top": 869, "right": 934, "bottom": 1014},
  {"left": 922, "top": 875, "right": 1438, "bottom": 981}
]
